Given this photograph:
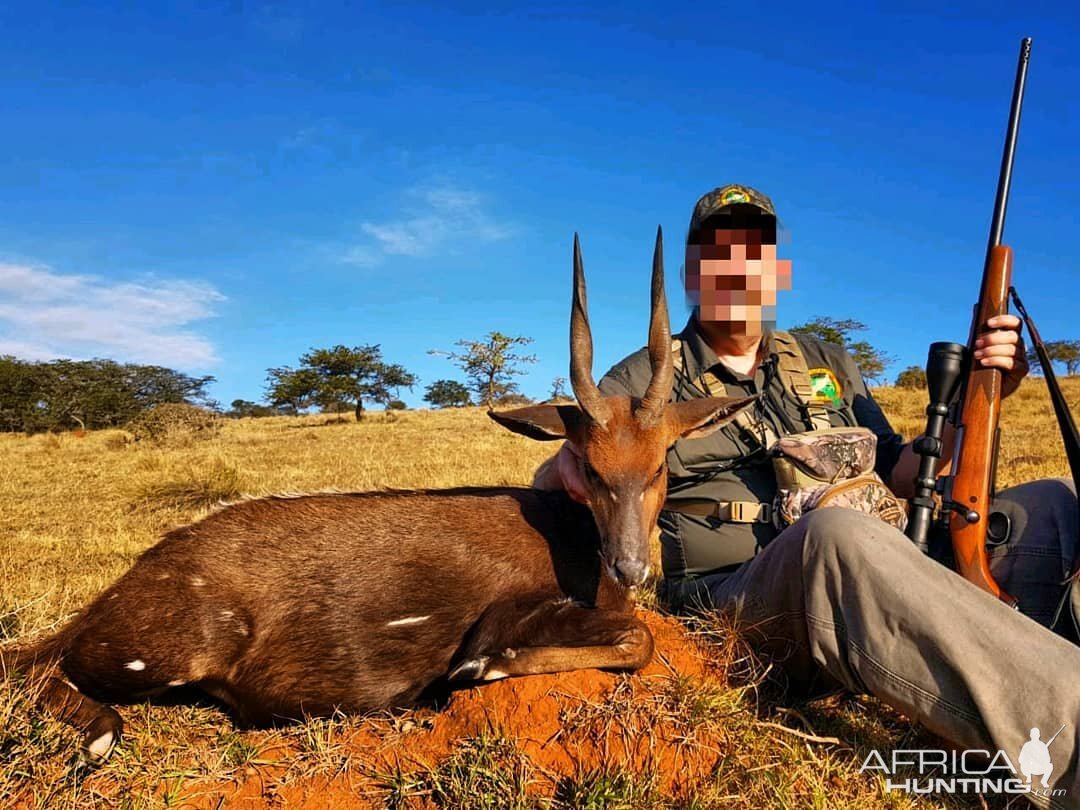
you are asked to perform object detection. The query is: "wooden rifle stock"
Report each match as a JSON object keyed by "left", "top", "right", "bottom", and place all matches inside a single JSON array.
[{"left": 949, "top": 245, "right": 1016, "bottom": 606}]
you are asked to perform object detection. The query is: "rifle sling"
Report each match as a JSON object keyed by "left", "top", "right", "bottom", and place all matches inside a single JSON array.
[
  {"left": 1009, "top": 287, "right": 1080, "bottom": 632},
  {"left": 1009, "top": 287, "right": 1080, "bottom": 504}
]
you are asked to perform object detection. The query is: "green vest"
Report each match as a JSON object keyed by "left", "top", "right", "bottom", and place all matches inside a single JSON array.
[{"left": 596, "top": 317, "right": 904, "bottom": 580}]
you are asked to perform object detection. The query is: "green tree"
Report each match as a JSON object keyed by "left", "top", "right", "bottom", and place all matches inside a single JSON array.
[
  {"left": 265, "top": 366, "right": 321, "bottom": 413},
  {"left": 788, "top": 317, "right": 867, "bottom": 347},
  {"left": 266, "top": 345, "right": 417, "bottom": 421},
  {"left": 1025, "top": 341, "right": 1080, "bottom": 377},
  {"left": 0, "top": 355, "right": 47, "bottom": 432},
  {"left": 228, "top": 399, "right": 288, "bottom": 418},
  {"left": 423, "top": 379, "right": 472, "bottom": 408},
  {"left": 846, "top": 340, "right": 895, "bottom": 385},
  {"left": 895, "top": 365, "right": 928, "bottom": 389},
  {"left": 1045, "top": 340, "right": 1080, "bottom": 376},
  {"left": 125, "top": 364, "right": 217, "bottom": 409},
  {"left": 0, "top": 356, "right": 216, "bottom": 432},
  {"left": 789, "top": 316, "right": 895, "bottom": 385},
  {"left": 429, "top": 332, "right": 537, "bottom": 408}
]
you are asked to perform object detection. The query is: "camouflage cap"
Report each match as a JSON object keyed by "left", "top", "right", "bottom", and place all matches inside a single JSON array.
[{"left": 687, "top": 184, "right": 777, "bottom": 237}]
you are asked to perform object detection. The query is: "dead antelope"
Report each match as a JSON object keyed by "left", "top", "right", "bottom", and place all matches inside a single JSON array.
[{"left": 1, "top": 227, "right": 754, "bottom": 766}]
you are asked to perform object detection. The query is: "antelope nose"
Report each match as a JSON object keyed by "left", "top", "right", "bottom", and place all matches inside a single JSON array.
[{"left": 614, "top": 559, "right": 649, "bottom": 588}]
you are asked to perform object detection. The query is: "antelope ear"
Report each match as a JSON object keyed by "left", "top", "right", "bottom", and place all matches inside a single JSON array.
[
  {"left": 667, "top": 395, "right": 759, "bottom": 441},
  {"left": 488, "top": 405, "right": 586, "bottom": 442}
]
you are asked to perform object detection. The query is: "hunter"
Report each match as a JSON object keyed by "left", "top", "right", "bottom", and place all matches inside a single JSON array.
[{"left": 536, "top": 184, "right": 1080, "bottom": 807}]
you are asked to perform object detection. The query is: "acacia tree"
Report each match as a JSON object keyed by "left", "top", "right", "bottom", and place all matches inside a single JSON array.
[
  {"left": 1027, "top": 340, "right": 1080, "bottom": 376},
  {"left": 429, "top": 332, "right": 538, "bottom": 408},
  {"left": 789, "top": 316, "right": 895, "bottom": 385},
  {"left": 549, "top": 376, "right": 569, "bottom": 401},
  {"left": 265, "top": 366, "right": 321, "bottom": 413},
  {"left": 1058, "top": 342, "right": 1079, "bottom": 375},
  {"left": 265, "top": 345, "right": 417, "bottom": 420}
]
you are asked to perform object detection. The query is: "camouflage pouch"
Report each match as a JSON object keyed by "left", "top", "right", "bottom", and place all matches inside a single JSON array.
[{"left": 771, "top": 427, "right": 908, "bottom": 532}]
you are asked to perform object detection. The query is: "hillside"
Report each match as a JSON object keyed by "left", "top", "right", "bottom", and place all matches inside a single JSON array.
[{"left": 2, "top": 378, "right": 1078, "bottom": 808}]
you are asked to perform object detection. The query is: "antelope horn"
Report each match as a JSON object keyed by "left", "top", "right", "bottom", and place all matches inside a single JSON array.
[
  {"left": 570, "top": 233, "right": 612, "bottom": 427},
  {"left": 634, "top": 226, "right": 673, "bottom": 427}
]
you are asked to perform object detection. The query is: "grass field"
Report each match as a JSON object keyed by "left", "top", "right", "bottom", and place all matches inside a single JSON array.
[{"left": 1, "top": 378, "right": 1077, "bottom": 809}]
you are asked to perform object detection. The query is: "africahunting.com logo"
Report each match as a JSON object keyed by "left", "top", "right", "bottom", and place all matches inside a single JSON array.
[{"left": 860, "top": 725, "right": 1067, "bottom": 798}]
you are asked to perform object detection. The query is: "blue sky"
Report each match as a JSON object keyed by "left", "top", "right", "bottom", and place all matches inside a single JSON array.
[{"left": 2, "top": 2, "right": 1078, "bottom": 408}]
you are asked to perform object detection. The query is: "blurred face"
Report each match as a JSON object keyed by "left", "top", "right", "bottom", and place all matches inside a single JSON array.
[{"left": 684, "top": 226, "right": 792, "bottom": 336}]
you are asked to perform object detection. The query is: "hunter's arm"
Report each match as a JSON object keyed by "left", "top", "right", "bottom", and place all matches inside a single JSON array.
[{"left": 888, "top": 424, "right": 958, "bottom": 500}]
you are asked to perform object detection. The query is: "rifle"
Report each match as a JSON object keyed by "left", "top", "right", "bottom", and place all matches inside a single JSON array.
[{"left": 906, "top": 39, "right": 1031, "bottom": 606}]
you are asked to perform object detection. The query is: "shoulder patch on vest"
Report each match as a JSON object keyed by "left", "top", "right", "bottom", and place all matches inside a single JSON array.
[{"left": 808, "top": 367, "right": 843, "bottom": 405}]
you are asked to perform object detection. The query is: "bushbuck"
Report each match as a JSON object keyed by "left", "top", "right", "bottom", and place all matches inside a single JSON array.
[{"left": 1, "top": 227, "right": 755, "bottom": 767}]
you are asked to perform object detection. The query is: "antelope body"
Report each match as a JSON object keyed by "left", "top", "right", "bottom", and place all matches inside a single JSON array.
[{"left": 1, "top": 228, "right": 754, "bottom": 766}]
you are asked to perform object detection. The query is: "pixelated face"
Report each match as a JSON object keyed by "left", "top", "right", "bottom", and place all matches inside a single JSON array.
[{"left": 684, "top": 227, "right": 792, "bottom": 335}]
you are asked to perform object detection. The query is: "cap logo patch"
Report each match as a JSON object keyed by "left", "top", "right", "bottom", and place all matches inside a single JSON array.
[{"left": 808, "top": 368, "right": 843, "bottom": 405}]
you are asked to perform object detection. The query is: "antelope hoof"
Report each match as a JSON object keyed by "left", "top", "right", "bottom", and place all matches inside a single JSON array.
[
  {"left": 447, "top": 656, "right": 491, "bottom": 682},
  {"left": 76, "top": 712, "right": 122, "bottom": 768},
  {"left": 77, "top": 731, "right": 117, "bottom": 768}
]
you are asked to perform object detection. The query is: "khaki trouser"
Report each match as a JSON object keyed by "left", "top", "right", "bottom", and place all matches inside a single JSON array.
[{"left": 660, "top": 479, "right": 1079, "bottom": 809}]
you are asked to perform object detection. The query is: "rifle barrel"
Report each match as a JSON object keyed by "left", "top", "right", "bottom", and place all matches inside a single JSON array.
[
  {"left": 1047, "top": 723, "right": 1066, "bottom": 747},
  {"left": 986, "top": 37, "right": 1032, "bottom": 252}
]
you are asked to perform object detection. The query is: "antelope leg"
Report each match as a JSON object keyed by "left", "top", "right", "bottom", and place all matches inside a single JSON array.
[{"left": 448, "top": 597, "right": 653, "bottom": 681}]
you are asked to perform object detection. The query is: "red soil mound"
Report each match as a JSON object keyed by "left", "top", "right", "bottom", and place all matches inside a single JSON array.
[{"left": 181, "top": 610, "right": 733, "bottom": 808}]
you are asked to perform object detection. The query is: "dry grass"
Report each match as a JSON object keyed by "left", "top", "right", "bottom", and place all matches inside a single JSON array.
[{"left": 1, "top": 379, "right": 1077, "bottom": 808}]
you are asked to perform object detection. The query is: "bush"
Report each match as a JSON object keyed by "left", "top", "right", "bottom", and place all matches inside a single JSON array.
[
  {"left": 493, "top": 393, "right": 534, "bottom": 408},
  {"left": 126, "top": 403, "right": 221, "bottom": 444},
  {"left": 894, "top": 366, "right": 928, "bottom": 389}
]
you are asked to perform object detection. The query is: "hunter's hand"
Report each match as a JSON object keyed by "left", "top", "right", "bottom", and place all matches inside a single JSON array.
[
  {"left": 555, "top": 442, "right": 590, "bottom": 504},
  {"left": 975, "top": 314, "right": 1028, "bottom": 398},
  {"left": 533, "top": 442, "right": 590, "bottom": 504}
]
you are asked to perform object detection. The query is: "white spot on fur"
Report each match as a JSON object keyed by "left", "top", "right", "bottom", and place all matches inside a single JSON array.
[
  {"left": 219, "top": 610, "right": 235, "bottom": 619},
  {"left": 639, "top": 491, "right": 645, "bottom": 502},
  {"left": 168, "top": 679, "right": 185, "bottom": 687},
  {"left": 125, "top": 660, "right": 146, "bottom": 671},
  {"left": 156, "top": 573, "right": 170, "bottom": 580},
  {"left": 98, "top": 642, "right": 109, "bottom": 648},
  {"left": 108, "top": 592, "right": 119, "bottom": 600},
  {"left": 386, "top": 615, "right": 431, "bottom": 627},
  {"left": 610, "top": 491, "right": 619, "bottom": 502},
  {"left": 85, "top": 730, "right": 115, "bottom": 761},
  {"left": 190, "top": 576, "right": 206, "bottom": 587},
  {"left": 483, "top": 669, "right": 509, "bottom": 681},
  {"left": 502, "top": 648, "right": 517, "bottom": 659}
]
